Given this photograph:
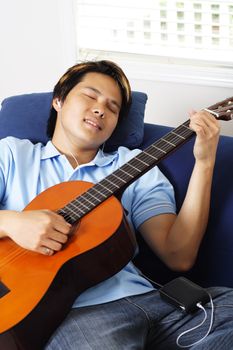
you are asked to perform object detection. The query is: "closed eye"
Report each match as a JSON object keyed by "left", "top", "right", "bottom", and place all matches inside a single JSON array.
[
  {"left": 82, "top": 87, "right": 120, "bottom": 114},
  {"left": 84, "top": 93, "right": 96, "bottom": 100},
  {"left": 108, "top": 104, "right": 119, "bottom": 114}
]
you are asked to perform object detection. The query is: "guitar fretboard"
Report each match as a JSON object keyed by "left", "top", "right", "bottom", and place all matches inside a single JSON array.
[{"left": 57, "top": 120, "right": 194, "bottom": 224}]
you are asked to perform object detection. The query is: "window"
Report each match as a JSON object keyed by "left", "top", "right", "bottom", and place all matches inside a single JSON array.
[{"left": 73, "top": 0, "right": 233, "bottom": 86}]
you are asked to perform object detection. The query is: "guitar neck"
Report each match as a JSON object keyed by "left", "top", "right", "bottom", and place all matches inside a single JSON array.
[
  {"left": 100, "top": 119, "right": 193, "bottom": 193},
  {"left": 58, "top": 95, "right": 233, "bottom": 224},
  {"left": 58, "top": 120, "right": 194, "bottom": 223}
]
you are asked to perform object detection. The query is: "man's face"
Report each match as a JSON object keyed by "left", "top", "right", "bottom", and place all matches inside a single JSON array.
[{"left": 53, "top": 72, "right": 122, "bottom": 152}]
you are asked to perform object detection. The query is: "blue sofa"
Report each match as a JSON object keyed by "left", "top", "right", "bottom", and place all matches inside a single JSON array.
[
  {"left": 1, "top": 91, "right": 233, "bottom": 290},
  {"left": 136, "top": 123, "right": 233, "bottom": 289}
]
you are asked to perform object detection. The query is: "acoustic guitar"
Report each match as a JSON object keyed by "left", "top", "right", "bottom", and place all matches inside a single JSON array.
[{"left": 0, "top": 96, "right": 232, "bottom": 349}]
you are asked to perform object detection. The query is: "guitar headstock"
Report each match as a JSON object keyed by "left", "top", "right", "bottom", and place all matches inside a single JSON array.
[{"left": 204, "top": 96, "right": 233, "bottom": 121}]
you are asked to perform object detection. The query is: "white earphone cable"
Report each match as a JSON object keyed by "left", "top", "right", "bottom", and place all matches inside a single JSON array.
[
  {"left": 58, "top": 105, "right": 79, "bottom": 168},
  {"left": 176, "top": 292, "right": 214, "bottom": 348}
]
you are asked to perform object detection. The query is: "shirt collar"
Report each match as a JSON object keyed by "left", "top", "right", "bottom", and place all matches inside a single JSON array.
[
  {"left": 41, "top": 141, "right": 60, "bottom": 159},
  {"left": 92, "top": 149, "right": 118, "bottom": 167},
  {"left": 41, "top": 141, "right": 118, "bottom": 167}
]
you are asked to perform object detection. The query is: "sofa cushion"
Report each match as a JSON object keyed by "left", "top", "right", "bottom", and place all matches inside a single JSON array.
[{"left": 0, "top": 91, "right": 147, "bottom": 151}]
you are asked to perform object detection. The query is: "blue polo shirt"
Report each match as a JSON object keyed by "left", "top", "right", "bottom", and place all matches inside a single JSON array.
[{"left": 0, "top": 137, "right": 176, "bottom": 307}]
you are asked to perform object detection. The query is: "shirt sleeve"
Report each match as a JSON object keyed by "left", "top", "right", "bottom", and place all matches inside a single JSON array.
[
  {"left": 121, "top": 164, "right": 176, "bottom": 230},
  {"left": 0, "top": 139, "right": 12, "bottom": 202}
]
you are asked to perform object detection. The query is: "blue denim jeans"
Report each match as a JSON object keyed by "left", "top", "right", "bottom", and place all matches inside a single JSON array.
[{"left": 45, "top": 287, "right": 233, "bottom": 349}]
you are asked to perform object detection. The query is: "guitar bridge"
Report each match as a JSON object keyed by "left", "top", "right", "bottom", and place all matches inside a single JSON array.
[{"left": 0, "top": 279, "right": 10, "bottom": 298}]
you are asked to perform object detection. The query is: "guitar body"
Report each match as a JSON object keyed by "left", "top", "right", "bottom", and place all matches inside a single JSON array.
[{"left": 0, "top": 181, "right": 137, "bottom": 350}]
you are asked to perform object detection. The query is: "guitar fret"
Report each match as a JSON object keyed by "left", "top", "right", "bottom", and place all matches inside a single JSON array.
[
  {"left": 131, "top": 158, "right": 148, "bottom": 172},
  {"left": 135, "top": 157, "right": 149, "bottom": 166},
  {"left": 103, "top": 178, "right": 120, "bottom": 189},
  {"left": 64, "top": 191, "right": 104, "bottom": 220},
  {"left": 127, "top": 162, "right": 141, "bottom": 173},
  {"left": 98, "top": 182, "right": 113, "bottom": 194},
  {"left": 137, "top": 153, "right": 157, "bottom": 166},
  {"left": 68, "top": 201, "right": 83, "bottom": 211},
  {"left": 174, "top": 125, "right": 192, "bottom": 140},
  {"left": 112, "top": 169, "right": 127, "bottom": 184},
  {"left": 118, "top": 168, "right": 134, "bottom": 178},
  {"left": 54, "top": 92, "right": 232, "bottom": 223},
  {"left": 58, "top": 115, "right": 209, "bottom": 222},
  {"left": 65, "top": 205, "right": 79, "bottom": 217},
  {"left": 145, "top": 147, "right": 161, "bottom": 161},
  {"left": 181, "top": 124, "right": 192, "bottom": 131},
  {"left": 161, "top": 138, "right": 176, "bottom": 147},
  {"left": 175, "top": 129, "right": 188, "bottom": 140},
  {"left": 59, "top": 206, "right": 82, "bottom": 223},
  {"left": 85, "top": 190, "right": 102, "bottom": 203},
  {"left": 58, "top": 209, "right": 77, "bottom": 223},
  {"left": 152, "top": 144, "right": 167, "bottom": 154},
  {"left": 59, "top": 119, "right": 195, "bottom": 223},
  {"left": 68, "top": 213, "right": 78, "bottom": 221},
  {"left": 111, "top": 172, "right": 127, "bottom": 183},
  {"left": 143, "top": 150, "right": 158, "bottom": 160},
  {"left": 165, "top": 133, "right": 182, "bottom": 144},
  {"left": 79, "top": 194, "right": 95, "bottom": 207},
  {"left": 157, "top": 138, "right": 174, "bottom": 151},
  {"left": 115, "top": 174, "right": 128, "bottom": 184},
  {"left": 91, "top": 186, "right": 107, "bottom": 198},
  {"left": 65, "top": 201, "right": 85, "bottom": 215},
  {"left": 76, "top": 198, "right": 91, "bottom": 211},
  {"left": 171, "top": 131, "right": 185, "bottom": 140}
]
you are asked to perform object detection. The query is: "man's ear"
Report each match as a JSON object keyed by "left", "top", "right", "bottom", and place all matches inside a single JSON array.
[{"left": 52, "top": 98, "right": 62, "bottom": 111}]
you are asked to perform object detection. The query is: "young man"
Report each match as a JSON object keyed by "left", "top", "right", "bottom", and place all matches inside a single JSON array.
[{"left": 0, "top": 61, "right": 233, "bottom": 349}]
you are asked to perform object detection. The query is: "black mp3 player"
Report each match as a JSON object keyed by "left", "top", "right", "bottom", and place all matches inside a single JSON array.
[{"left": 159, "top": 277, "right": 210, "bottom": 313}]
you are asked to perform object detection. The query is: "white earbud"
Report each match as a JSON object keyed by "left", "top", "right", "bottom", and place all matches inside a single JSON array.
[{"left": 57, "top": 100, "right": 62, "bottom": 108}]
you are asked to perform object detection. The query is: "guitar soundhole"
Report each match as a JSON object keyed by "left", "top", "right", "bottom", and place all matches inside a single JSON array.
[{"left": 0, "top": 280, "right": 10, "bottom": 298}]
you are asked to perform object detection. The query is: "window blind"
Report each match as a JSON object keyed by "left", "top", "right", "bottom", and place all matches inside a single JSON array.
[{"left": 75, "top": 0, "right": 233, "bottom": 66}]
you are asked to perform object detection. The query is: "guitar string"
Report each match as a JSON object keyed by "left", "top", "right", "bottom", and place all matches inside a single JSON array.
[
  {"left": 1, "top": 106, "right": 228, "bottom": 265},
  {"left": 95, "top": 100, "right": 233, "bottom": 198},
  {"left": 59, "top": 123, "right": 195, "bottom": 223},
  {"left": 69, "top": 123, "right": 190, "bottom": 197},
  {"left": 58, "top": 120, "right": 196, "bottom": 221},
  {"left": 1, "top": 107, "right": 224, "bottom": 264},
  {"left": 60, "top": 122, "right": 193, "bottom": 222},
  {"left": 0, "top": 129, "right": 182, "bottom": 266},
  {"left": 61, "top": 102, "right": 231, "bottom": 220}
]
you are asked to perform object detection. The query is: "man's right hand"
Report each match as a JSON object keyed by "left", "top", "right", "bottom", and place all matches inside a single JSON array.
[{"left": 0, "top": 210, "right": 71, "bottom": 255}]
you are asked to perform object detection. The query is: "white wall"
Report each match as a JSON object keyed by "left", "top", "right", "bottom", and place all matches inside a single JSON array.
[
  {"left": 0, "top": 0, "right": 232, "bottom": 136},
  {"left": 0, "top": 0, "right": 76, "bottom": 101}
]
